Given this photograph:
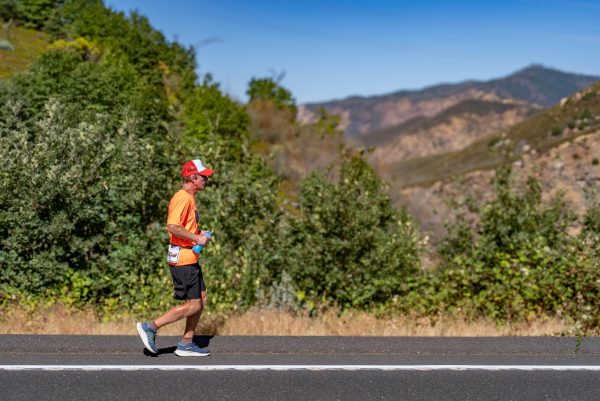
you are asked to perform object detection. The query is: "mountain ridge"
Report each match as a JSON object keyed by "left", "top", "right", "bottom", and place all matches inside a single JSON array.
[{"left": 298, "top": 65, "right": 600, "bottom": 138}]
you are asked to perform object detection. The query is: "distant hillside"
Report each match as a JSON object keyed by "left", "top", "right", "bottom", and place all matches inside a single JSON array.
[
  {"left": 367, "top": 99, "right": 538, "bottom": 167},
  {"left": 362, "top": 98, "right": 537, "bottom": 147},
  {"left": 299, "top": 65, "right": 600, "bottom": 138},
  {"left": 387, "top": 81, "right": 600, "bottom": 189},
  {"left": 380, "top": 81, "right": 600, "bottom": 241}
]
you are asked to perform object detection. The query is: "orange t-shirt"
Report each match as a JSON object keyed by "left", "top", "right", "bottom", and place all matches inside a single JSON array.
[{"left": 167, "top": 190, "right": 199, "bottom": 266}]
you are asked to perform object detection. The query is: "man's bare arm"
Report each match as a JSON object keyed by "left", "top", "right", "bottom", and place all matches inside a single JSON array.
[{"left": 167, "top": 224, "right": 209, "bottom": 245}]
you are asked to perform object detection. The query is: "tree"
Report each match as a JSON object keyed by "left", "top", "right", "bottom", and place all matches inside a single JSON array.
[
  {"left": 4, "top": 0, "right": 59, "bottom": 29},
  {"left": 247, "top": 76, "right": 296, "bottom": 114}
]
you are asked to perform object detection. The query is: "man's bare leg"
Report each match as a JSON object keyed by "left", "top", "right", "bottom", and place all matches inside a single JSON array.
[
  {"left": 153, "top": 298, "right": 203, "bottom": 329},
  {"left": 182, "top": 291, "right": 207, "bottom": 341}
]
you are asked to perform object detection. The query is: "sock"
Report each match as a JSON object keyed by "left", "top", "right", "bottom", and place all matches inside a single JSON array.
[
  {"left": 180, "top": 339, "right": 192, "bottom": 344},
  {"left": 147, "top": 321, "right": 158, "bottom": 331}
]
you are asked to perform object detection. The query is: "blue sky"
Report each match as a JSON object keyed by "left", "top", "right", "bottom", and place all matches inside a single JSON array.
[{"left": 106, "top": 0, "right": 600, "bottom": 104}]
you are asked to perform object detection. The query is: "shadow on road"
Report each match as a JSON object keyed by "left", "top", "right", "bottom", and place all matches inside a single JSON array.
[{"left": 143, "top": 335, "right": 214, "bottom": 357}]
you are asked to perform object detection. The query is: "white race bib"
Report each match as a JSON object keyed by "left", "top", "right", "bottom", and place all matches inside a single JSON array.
[{"left": 167, "top": 244, "right": 181, "bottom": 264}]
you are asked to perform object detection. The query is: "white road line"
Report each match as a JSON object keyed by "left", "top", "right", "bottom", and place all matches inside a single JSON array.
[{"left": 2, "top": 365, "right": 600, "bottom": 371}]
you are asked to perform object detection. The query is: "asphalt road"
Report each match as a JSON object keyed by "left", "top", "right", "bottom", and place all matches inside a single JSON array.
[{"left": 2, "top": 335, "right": 600, "bottom": 400}]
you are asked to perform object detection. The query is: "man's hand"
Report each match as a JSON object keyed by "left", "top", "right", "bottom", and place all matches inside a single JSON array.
[{"left": 195, "top": 234, "right": 210, "bottom": 246}]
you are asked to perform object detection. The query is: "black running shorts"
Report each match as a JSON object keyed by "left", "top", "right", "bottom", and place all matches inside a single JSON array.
[{"left": 169, "top": 263, "right": 206, "bottom": 300}]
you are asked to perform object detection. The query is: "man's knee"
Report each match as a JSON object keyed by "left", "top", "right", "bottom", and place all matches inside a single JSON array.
[
  {"left": 201, "top": 291, "right": 207, "bottom": 306},
  {"left": 185, "top": 299, "right": 203, "bottom": 315}
]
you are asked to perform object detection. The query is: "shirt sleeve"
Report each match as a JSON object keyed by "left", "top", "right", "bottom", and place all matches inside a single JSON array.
[{"left": 167, "top": 194, "right": 191, "bottom": 226}]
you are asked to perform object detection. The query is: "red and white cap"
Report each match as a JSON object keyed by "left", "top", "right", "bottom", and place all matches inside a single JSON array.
[{"left": 181, "top": 159, "right": 214, "bottom": 177}]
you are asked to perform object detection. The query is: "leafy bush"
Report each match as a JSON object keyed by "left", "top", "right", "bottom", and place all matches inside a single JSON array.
[
  {"left": 0, "top": 42, "right": 181, "bottom": 314},
  {"left": 425, "top": 166, "right": 600, "bottom": 328},
  {"left": 583, "top": 201, "right": 600, "bottom": 238},
  {"left": 46, "top": 0, "right": 197, "bottom": 92},
  {"left": 0, "top": 99, "right": 174, "bottom": 311},
  {"left": 0, "top": 0, "right": 57, "bottom": 29},
  {"left": 183, "top": 75, "right": 250, "bottom": 156},
  {"left": 277, "top": 152, "right": 424, "bottom": 310}
]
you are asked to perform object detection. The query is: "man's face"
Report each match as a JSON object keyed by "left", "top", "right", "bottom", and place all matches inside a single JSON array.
[{"left": 193, "top": 174, "right": 208, "bottom": 190}]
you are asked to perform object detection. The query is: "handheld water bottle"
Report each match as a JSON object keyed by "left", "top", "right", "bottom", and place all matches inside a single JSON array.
[{"left": 192, "top": 231, "right": 212, "bottom": 254}]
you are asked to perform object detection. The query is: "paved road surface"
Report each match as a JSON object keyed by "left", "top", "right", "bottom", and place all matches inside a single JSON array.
[{"left": 1, "top": 335, "right": 600, "bottom": 400}]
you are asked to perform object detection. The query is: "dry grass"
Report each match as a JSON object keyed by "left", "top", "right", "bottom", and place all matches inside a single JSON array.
[
  {"left": 0, "top": 305, "right": 569, "bottom": 336},
  {"left": 219, "top": 309, "right": 568, "bottom": 336},
  {"left": 0, "top": 25, "right": 49, "bottom": 78},
  {"left": 0, "top": 305, "right": 207, "bottom": 336}
]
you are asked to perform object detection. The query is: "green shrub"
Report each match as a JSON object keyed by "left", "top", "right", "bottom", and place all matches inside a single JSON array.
[
  {"left": 278, "top": 151, "right": 424, "bottom": 310},
  {"left": 7, "top": 48, "right": 170, "bottom": 140},
  {"left": 0, "top": 99, "right": 174, "bottom": 313},
  {"left": 46, "top": 0, "right": 197, "bottom": 92},
  {"left": 487, "top": 136, "right": 501, "bottom": 148},
  {"left": 0, "top": 0, "right": 57, "bottom": 29},
  {"left": 432, "top": 167, "right": 581, "bottom": 322},
  {"left": 583, "top": 202, "right": 600, "bottom": 237},
  {"left": 582, "top": 92, "right": 597, "bottom": 101},
  {"left": 579, "top": 109, "right": 592, "bottom": 120},
  {"left": 425, "top": 174, "right": 600, "bottom": 331},
  {"left": 0, "top": 42, "right": 180, "bottom": 314},
  {"left": 191, "top": 144, "right": 283, "bottom": 313},
  {"left": 183, "top": 75, "right": 250, "bottom": 156}
]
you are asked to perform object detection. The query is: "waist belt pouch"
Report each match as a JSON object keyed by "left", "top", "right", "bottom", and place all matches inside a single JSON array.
[{"left": 167, "top": 244, "right": 181, "bottom": 264}]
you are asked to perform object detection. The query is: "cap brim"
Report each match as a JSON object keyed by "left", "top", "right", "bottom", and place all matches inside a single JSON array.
[{"left": 199, "top": 169, "right": 214, "bottom": 177}]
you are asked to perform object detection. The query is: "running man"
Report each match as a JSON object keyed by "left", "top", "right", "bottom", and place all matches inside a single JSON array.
[{"left": 137, "top": 159, "right": 214, "bottom": 356}]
